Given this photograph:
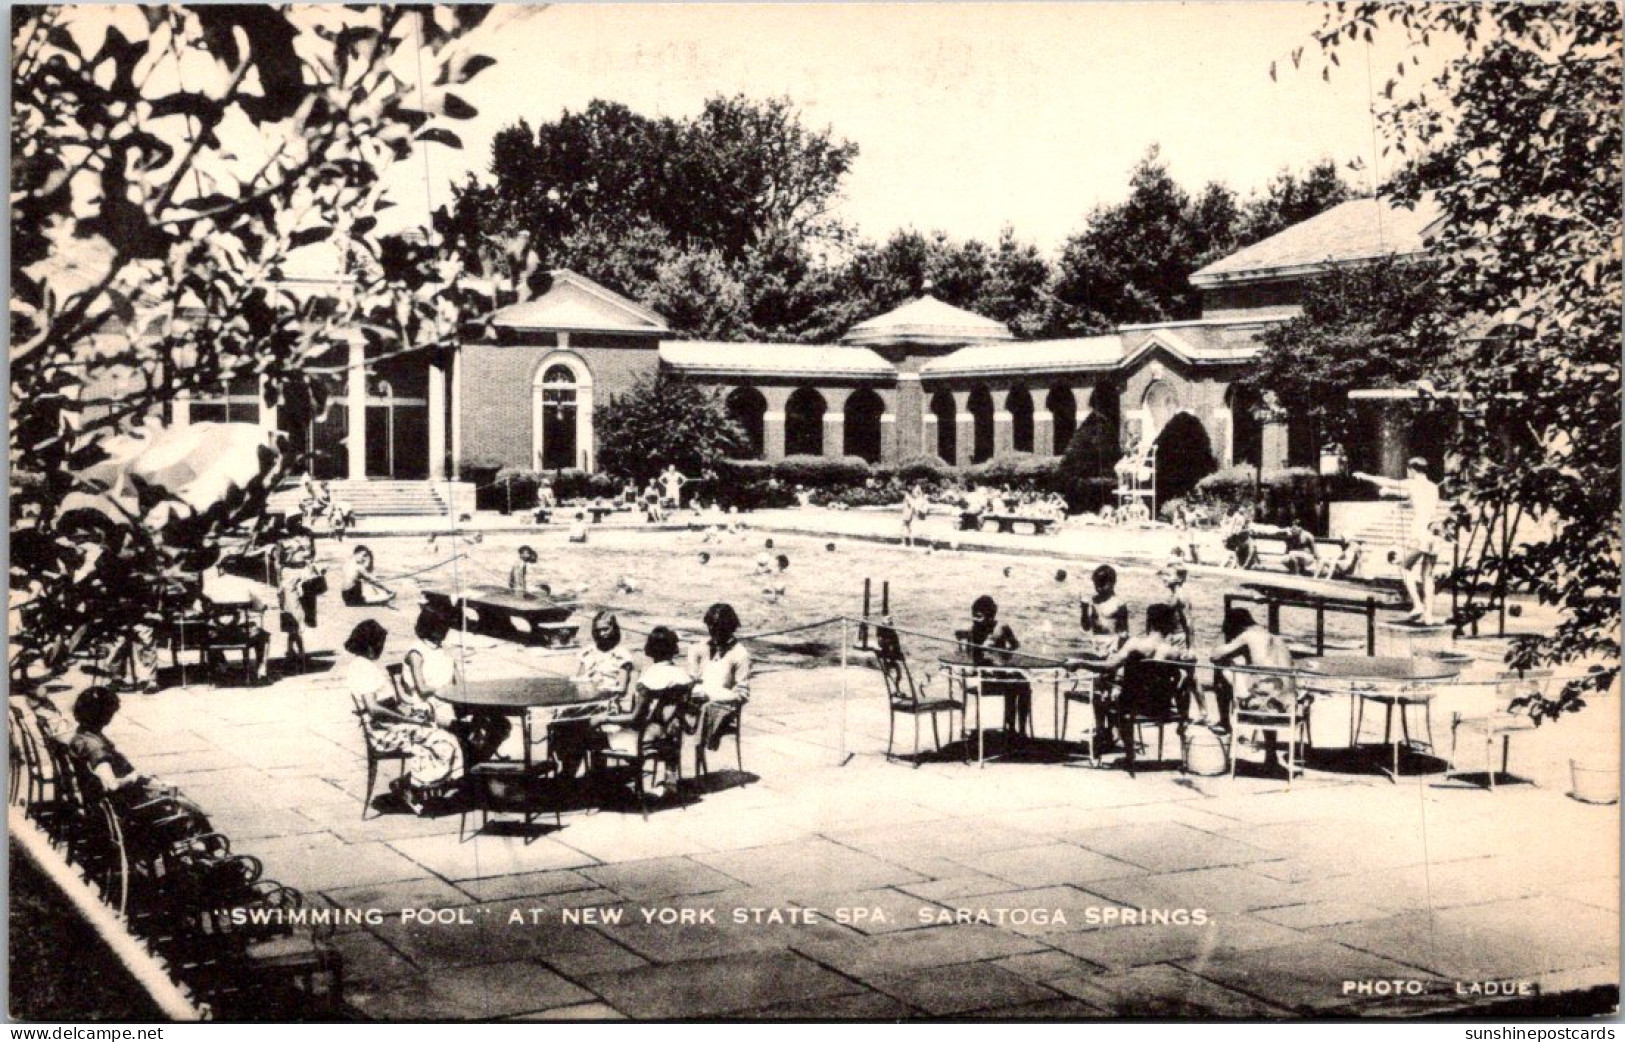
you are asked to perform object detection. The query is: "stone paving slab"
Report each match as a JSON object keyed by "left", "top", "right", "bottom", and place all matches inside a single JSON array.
[
  {"left": 946, "top": 842, "right": 1141, "bottom": 889},
  {"left": 386, "top": 831, "right": 600, "bottom": 880},
  {"left": 581, "top": 855, "right": 747, "bottom": 901},
  {"left": 583, "top": 950, "right": 863, "bottom": 1019},
  {"left": 1173, "top": 938, "right": 1438, "bottom": 1014},
  {"left": 867, "top": 961, "right": 1063, "bottom": 1015},
  {"left": 1044, "top": 915, "right": 1308, "bottom": 971},
  {"left": 1065, "top": 821, "right": 1282, "bottom": 873},
  {"left": 792, "top": 923, "right": 1047, "bottom": 980},
  {"left": 248, "top": 832, "right": 434, "bottom": 893},
  {"left": 694, "top": 836, "right": 926, "bottom": 892},
  {"left": 1051, "top": 963, "right": 1288, "bottom": 1017}
]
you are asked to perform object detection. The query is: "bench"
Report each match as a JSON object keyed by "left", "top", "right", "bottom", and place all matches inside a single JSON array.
[
  {"left": 959, "top": 512, "right": 1058, "bottom": 535},
  {"left": 1242, "top": 533, "right": 1350, "bottom": 575},
  {"left": 985, "top": 513, "right": 1058, "bottom": 535},
  {"left": 423, "top": 585, "right": 579, "bottom": 648}
]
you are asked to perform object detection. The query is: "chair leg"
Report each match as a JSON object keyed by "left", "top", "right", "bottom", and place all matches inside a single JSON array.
[
  {"left": 931, "top": 712, "right": 941, "bottom": 753},
  {"left": 914, "top": 713, "right": 921, "bottom": 767},
  {"left": 734, "top": 732, "right": 742, "bottom": 774},
  {"left": 362, "top": 758, "right": 378, "bottom": 820},
  {"left": 886, "top": 710, "right": 896, "bottom": 762}
]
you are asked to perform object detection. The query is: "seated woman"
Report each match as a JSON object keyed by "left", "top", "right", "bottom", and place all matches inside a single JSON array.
[
  {"left": 1207, "top": 608, "right": 1298, "bottom": 753},
  {"left": 1070, "top": 603, "right": 1195, "bottom": 754},
  {"left": 549, "top": 613, "right": 634, "bottom": 779},
  {"left": 687, "top": 603, "right": 751, "bottom": 764},
  {"left": 598, "top": 627, "right": 693, "bottom": 795},
  {"left": 67, "top": 687, "right": 149, "bottom": 801},
  {"left": 345, "top": 620, "right": 461, "bottom": 815},
  {"left": 340, "top": 545, "right": 396, "bottom": 607},
  {"left": 1313, "top": 538, "right": 1363, "bottom": 581},
  {"left": 955, "top": 595, "right": 1031, "bottom": 741},
  {"left": 404, "top": 608, "right": 507, "bottom": 765}
]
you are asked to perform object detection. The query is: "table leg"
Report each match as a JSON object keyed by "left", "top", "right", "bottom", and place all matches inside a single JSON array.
[{"left": 522, "top": 710, "right": 533, "bottom": 772}]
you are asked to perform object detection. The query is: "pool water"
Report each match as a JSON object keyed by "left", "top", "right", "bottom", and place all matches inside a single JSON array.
[{"left": 351, "top": 527, "right": 1378, "bottom": 669}]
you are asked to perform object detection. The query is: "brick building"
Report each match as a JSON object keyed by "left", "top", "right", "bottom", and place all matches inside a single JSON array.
[{"left": 180, "top": 196, "right": 1442, "bottom": 511}]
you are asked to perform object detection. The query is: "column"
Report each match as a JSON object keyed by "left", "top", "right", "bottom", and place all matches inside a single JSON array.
[
  {"left": 1260, "top": 418, "right": 1289, "bottom": 472},
  {"left": 762, "top": 386, "right": 790, "bottom": 462},
  {"left": 822, "top": 387, "right": 850, "bottom": 460},
  {"left": 173, "top": 391, "right": 191, "bottom": 428},
  {"left": 893, "top": 374, "right": 923, "bottom": 461},
  {"left": 1212, "top": 406, "right": 1233, "bottom": 469},
  {"left": 449, "top": 346, "right": 462, "bottom": 479},
  {"left": 1034, "top": 412, "right": 1054, "bottom": 457},
  {"left": 877, "top": 387, "right": 898, "bottom": 464},
  {"left": 951, "top": 390, "right": 974, "bottom": 468},
  {"left": 923, "top": 413, "right": 939, "bottom": 460},
  {"left": 347, "top": 338, "right": 366, "bottom": 480},
  {"left": 993, "top": 406, "right": 1015, "bottom": 457},
  {"left": 427, "top": 357, "right": 446, "bottom": 480}
]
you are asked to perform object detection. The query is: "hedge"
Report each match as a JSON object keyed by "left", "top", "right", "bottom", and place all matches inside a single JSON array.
[
  {"left": 473, "top": 468, "right": 621, "bottom": 512},
  {"left": 1178, "top": 466, "right": 1380, "bottom": 531}
]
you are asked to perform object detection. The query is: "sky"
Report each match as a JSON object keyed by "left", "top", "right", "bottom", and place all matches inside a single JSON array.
[{"left": 377, "top": 2, "right": 1444, "bottom": 252}]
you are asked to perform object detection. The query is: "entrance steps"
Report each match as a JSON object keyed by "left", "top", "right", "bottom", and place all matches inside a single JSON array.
[{"left": 267, "top": 480, "right": 453, "bottom": 518}]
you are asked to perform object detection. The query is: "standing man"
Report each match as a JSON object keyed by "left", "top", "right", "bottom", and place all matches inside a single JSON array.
[
  {"left": 659, "top": 465, "right": 688, "bottom": 511},
  {"left": 1354, "top": 457, "right": 1444, "bottom": 623}
]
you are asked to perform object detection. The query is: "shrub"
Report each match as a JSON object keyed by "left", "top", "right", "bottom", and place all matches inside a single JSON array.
[
  {"left": 896, "top": 454, "right": 953, "bottom": 486},
  {"left": 966, "top": 452, "right": 1058, "bottom": 493},
  {"left": 1183, "top": 467, "right": 1380, "bottom": 532},
  {"left": 771, "top": 455, "right": 871, "bottom": 488},
  {"left": 1056, "top": 420, "right": 1121, "bottom": 511}
]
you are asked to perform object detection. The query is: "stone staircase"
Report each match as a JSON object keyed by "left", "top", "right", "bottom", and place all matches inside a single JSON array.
[
  {"left": 1336, "top": 502, "right": 1413, "bottom": 576},
  {"left": 268, "top": 480, "right": 451, "bottom": 519}
]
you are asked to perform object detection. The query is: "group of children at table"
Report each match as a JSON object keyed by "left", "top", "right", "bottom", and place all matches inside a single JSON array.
[
  {"left": 953, "top": 559, "right": 1296, "bottom": 753},
  {"left": 344, "top": 600, "right": 751, "bottom": 814}
]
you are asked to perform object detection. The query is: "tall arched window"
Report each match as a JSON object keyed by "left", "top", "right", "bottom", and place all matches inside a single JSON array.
[
  {"left": 785, "top": 387, "right": 826, "bottom": 457},
  {"left": 844, "top": 388, "right": 884, "bottom": 462},
  {"left": 725, "top": 386, "right": 767, "bottom": 459},
  {"left": 931, "top": 390, "right": 957, "bottom": 463},
  {"left": 968, "top": 386, "right": 995, "bottom": 463},
  {"left": 532, "top": 355, "right": 594, "bottom": 471}
]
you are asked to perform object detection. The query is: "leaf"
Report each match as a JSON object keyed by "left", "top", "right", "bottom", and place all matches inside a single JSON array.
[
  {"left": 439, "top": 92, "right": 478, "bottom": 120},
  {"left": 415, "top": 126, "right": 464, "bottom": 149}
]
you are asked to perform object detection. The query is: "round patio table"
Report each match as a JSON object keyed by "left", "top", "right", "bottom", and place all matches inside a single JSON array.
[
  {"left": 443, "top": 677, "right": 615, "bottom": 770},
  {"left": 1298, "top": 656, "right": 1462, "bottom": 780},
  {"left": 938, "top": 652, "right": 1075, "bottom": 766}
]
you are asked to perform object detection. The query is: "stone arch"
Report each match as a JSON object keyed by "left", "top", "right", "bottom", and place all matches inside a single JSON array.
[
  {"left": 1154, "top": 410, "right": 1216, "bottom": 506},
  {"left": 1046, "top": 386, "right": 1076, "bottom": 455},
  {"left": 968, "top": 386, "right": 995, "bottom": 463},
  {"left": 725, "top": 386, "right": 767, "bottom": 459},
  {"left": 1006, "top": 387, "right": 1034, "bottom": 454},
  {"left": 784, "top": 386, "right": 826, "bottom": 457},
  {"left": 1142, "top": 379, "right": 1180, "bottom": 437},
  {"left": 930, "top": 390, "right": 956, "bottom": 462},
  {"left": 843, "top": 387, "right": 884, "bottom": 463}
]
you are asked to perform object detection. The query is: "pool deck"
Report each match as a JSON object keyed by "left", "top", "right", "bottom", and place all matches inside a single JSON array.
[{"left": 99, "top": 515, "right": 1618, "bottom": 1020}]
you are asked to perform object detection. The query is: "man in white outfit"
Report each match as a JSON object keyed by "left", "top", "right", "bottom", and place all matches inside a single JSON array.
[{"left": 1353, "top": 457, "right": 1445, "bottom": 623}]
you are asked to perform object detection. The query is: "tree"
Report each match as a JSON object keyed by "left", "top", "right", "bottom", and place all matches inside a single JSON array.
[
  {"left": 1311, "top": 3, "right": 1622, "bottom": 716},
  {"left": 1054, "top": 147, "right": 1198, "bottom": 324},
  {"left": 1234, "top": 159, "right": 1355, "bottom": 247},
  {"left": 10, "top": 6, "right": 493, "bottom": 679},
  {"left": 820, "top": 227, "right": 1068, "bottom": 340},
  {"left": 594, "top": 373, "right": 748, "bottom": 485},
  {"left": 1244, "top": 257, "right": 1450, "bottom": 458}
]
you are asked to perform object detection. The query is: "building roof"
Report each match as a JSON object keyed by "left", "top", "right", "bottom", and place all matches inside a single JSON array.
[
  {"left": 491, "top": 270, "right": 669, "bottom": 335},
  {"left": 921, "top": 336, "right": 1122, "bottom": 379},
  {"left": 841, "top": 294, "right": 1014, "bottom": 347},
  {"left": 1190, "top": 196, "right": 1445, "bottom": 286},
  {"left": 1118, "top": 321, "right": 1274, "bottom": 368},
  {"left": 659, "top": 341, "right": 895, "bottom": 380}
]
